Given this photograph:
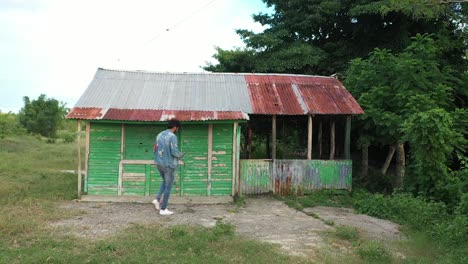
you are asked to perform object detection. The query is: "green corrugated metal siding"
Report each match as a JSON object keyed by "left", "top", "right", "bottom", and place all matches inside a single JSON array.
[
  {"left": 87, "top": 123, "right": 121, "bottom": 195},
  {"left": 239, "top": 159, "right": 352, "bottom": 195},
  {"left": 180, "top": 124, "right": 209, "bottom": 195},
  {"left": 211, "top": 124, "right": 233, "bottom": 195}
]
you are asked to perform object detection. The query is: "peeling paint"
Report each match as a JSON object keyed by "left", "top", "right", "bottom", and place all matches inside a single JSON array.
[{"left": 240, "top": 159, "right": 352, "bottom": 195}]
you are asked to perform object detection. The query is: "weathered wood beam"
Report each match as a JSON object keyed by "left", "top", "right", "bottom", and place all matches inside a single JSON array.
[
  {"left": 345, "top": 116, "right": 351, "bottom": 159},
  {"left": 84, "top": 122, "right": 90, "bottom": 193},
  {"left": 272, "top": 115, "right": 277, "bottom": 159},
  {"left": 307, "top": 115, "right": 313, "bottom": 160},
  {"left": 208, "top": 124, "right": 213, "bottom": 196},
  {"left": 330, "top": 120, "right": 335, "bottom": 160},
  {"left": 77, "top": 120, "right": 82, "bottom": 199}
]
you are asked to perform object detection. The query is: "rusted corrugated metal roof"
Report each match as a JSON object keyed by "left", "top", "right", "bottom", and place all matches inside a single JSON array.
[
  {"left": 67, "top": 68, "right": 363, "bottom": 121},
  {"left": 67, "top": 108, "right": 248, "bottom": 122},
  {"left": 245, "top": 75, "right": 363, "bottom": 115}
]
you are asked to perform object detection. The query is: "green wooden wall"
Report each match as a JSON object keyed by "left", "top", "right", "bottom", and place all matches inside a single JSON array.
[
  {"left": 86, "top": 122, "right": 235, "bottom": 196},
  {"left": 87, "top": 123, "right": 121, "bottom": 195}
]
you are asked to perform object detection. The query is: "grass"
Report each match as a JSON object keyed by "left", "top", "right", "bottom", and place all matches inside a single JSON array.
[{"left": 0, "top": 135, "right": 311, "bottom": 263}]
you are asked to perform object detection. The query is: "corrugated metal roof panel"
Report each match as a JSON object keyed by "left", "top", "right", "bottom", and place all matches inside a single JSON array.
[
  {"left": 75, "top": 69, "right": 252, "bottom": 113},
  {"left": 245, "top": 74, "right": 363, "bottom": 115},
  {"left": 69, "top": 68, "right": 363, "bottom": 121},
  {"left": 67, "top": 108, "right": 248, "bottom": 121},
  {"left": 245, "top": 75, "right": 305, "bottom": 115}
]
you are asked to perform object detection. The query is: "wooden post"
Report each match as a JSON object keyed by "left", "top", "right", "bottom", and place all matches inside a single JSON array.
[
  {"left": 272, "top": 115, "right": 276, "bottom": 159},
  {"left": 207, "top": 124, "right": 213, "bottom": 196},
  {"left": 345, "top": 116, "right": 351, "bottom": 160},
  {"left": 307, "top": 115, "right": 313, "bottom": 160},
  {"left": 77, "top": 120, "right": 82, "bottom": 199},
  {"left": 248, "top": 122, "right": 252, "bottom": 159},
  {"left": 282, "top": 119, "right": 286, "bottom": 159},
  {"left": 330, "top": 120, "right": 335, "bottom": 160},
  {"left": 84, "top": 122, "right": 90, "bottom": 193},
  {"left": 232, "top": 123, "right": 238, "bottom": 196},
  {"left": 318, "top": 121, "right": 322, "bottom": 159}
]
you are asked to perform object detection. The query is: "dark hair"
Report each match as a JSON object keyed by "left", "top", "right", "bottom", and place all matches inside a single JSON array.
[{"left": 168, "top": 119, "right": 181, "bottom": 129}]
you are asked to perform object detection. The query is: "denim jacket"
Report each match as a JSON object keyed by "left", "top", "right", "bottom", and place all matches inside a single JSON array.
[{"left": 154, "top": 129, "right": 184, "bottom": 169}]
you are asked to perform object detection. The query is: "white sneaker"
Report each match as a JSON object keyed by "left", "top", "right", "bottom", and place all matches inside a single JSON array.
[
  {"left": 159, "top": 209, "right": 173, "bottom": 215},
  {"left": 152, "top": 199, "right": 160, "bottom": 210}
]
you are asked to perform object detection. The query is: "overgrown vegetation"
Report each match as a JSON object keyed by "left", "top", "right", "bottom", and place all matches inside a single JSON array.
[
  {"left": 0, "top": 135, "right": 310, "bottom": 264},
  {"left": 283, "top": 190, "right": 468, "bottom": 263}
]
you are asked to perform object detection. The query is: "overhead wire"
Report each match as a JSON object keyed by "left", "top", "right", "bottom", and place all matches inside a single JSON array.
[{"left": 145, "top": 0, "right": 218, "bottom": 45}]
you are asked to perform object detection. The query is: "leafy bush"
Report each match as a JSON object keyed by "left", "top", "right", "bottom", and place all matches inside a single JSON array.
[{"left": 0, "top": 112, "right": 25, "bottom": 137}]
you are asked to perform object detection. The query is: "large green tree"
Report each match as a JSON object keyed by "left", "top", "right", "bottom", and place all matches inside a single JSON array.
[
  {"left": 18, "top": 94, "right": 68, "bottom": 137},
  {"left": 345, "top": 34, "right": 466, "bottom": 200},
  {"left": 204, "top": 0, "right": 467, "bottom": 76}
]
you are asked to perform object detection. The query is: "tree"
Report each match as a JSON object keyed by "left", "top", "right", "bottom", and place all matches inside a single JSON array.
[
  {"left": 345, "top": 34, "right": 465, "bottom": 194},
  {"left": 18, "top": 94, "right": 68, "bottom": 137},
  {"left": 204, "top": 0, "right": 467, "bottom": 76}
]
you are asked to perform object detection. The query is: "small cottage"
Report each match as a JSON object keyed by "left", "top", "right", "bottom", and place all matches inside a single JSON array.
[{"left": 67, "top": 68, "right": 363, "bottom": 199}]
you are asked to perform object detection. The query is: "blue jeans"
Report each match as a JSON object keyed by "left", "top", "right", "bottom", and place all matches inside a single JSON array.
[{"left": 156, "top": 165, "right": 175, "bottom": 210}]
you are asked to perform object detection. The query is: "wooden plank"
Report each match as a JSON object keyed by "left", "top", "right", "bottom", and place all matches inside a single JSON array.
[
  {"left": 84, "top": 122, "right": 90, "bottom": 192},
  {"left": 307, "top": 115, "right": 313, "bottom": 160},
  {"left": 318, "top": 121, "right": 322, "bottom": 159},
  {"left": 207, "top": 124, "right": 213, "bottom": 196},
  {"left": 232, "top": 123, "right": 237, "bottom": 196},
  {"left": 77, "top": 120, "right": 82, "bottom": 199},
  {"left": 272, "top": 115, "right": 276, "bottom": 159},
  {"left": 345, "top": 116, "right": 351, "bottom": 159},
  {"left": 330, "top": 120, "right": 335, "bottom": 160}
]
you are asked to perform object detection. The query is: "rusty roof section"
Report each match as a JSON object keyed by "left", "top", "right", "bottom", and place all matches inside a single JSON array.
[
  {"left": 245, "top": 75, "right": 364, "bottom": 115},
  {"left": 67, "top": 68, "right": 363, "bottom": 121},
  {"left": 67, "top": 108, "right": 248, "bottom": 122}
]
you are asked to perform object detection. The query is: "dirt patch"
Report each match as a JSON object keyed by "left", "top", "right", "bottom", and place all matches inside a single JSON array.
[
  {"left": 51, "top": 197, "right": 401, "bottom": 257},
  {"left": 303, "top": 206, "right": 402, "bottom": 241}
]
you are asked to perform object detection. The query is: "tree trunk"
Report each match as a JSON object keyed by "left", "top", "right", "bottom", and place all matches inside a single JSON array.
[
  {"left": 360, "top": 144, "right": 369, "bottom": 183},
  {"left": 395, "top": 143, "right": 405, "bottom": 188},
  {"left": 381, "top": 145, "right": 396, "bottom": 175}
]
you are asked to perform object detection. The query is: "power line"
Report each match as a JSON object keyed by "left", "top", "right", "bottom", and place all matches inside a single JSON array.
[{"left": 145, "top": 0, "right": 218, "bottom": 44}]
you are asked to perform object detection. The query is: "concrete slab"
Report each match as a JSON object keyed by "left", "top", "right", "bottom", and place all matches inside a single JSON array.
[{"left": 80, "top": 195, "right": 233, "bottom": 205}]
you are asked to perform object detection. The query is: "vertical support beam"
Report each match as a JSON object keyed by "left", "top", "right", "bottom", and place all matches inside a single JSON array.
[
  {"left": 77, "top": 120, "right": 82, "bottom": 199},
  {"left": 345, "top": 116, "right": 351, "bottom": 160},
  {"left": 232, "top": 123, "right": 238, "bottom": 196},
  {"left": 272, "top": 115, "right": 277, "bottom": 159},
  {"left": 207, "top": 124, "right": 213, "bottom": 196},
  {"left": 318, "top": 121, "right": 322, "bottom": 159},
  {"left": 145, "top": 164, "right": 151, "bottom": 196},
  {"left": 282, "top": 119, "right": 286, "bottom": 159},
  {"left": 247, "top": 122, "right": 252, "bottom": 159},
  {"left": 330, "top": 120, "right": 335, "bottom": 160},
  {"left": 84, "top": 122, "right": 90, "bottom": 193},
  {"left": 118, "top": 124, "right": 125, "bottom": 195},
  {"left": 120, "top": 124, "right": 125, "bottom": 159},
  {"left": 307, "top": 115, "right": 313, "bottom": 160}
]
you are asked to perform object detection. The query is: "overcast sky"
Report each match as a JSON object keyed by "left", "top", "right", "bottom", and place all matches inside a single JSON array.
[{"left": 0, "top": 0, "right": 270, "bottom": 113}]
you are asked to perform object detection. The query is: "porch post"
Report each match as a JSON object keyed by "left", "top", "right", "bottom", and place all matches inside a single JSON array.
[
  {"left": 330, "top": 120, "right": 335, "bottom": 160},
  {"left": 208, "top": 124, "right": 213, "bottom": 196},
  {"left": 232, "top": 123, "right": 238, "bottom": 196},
  {"left": 84, "top": 122, "right": 90, "bottom": 192},
  {"left": 345, "top": 116, "right": 351, "bottom": 159},
  {"left": 77, "top": 120, "right": 82, "bottom": 199},
  {"left": 248, "top": 122, "right": 252, "bottom": 159},
  {"left": 272, "top": 115, "right": 276, "bottom": 159},
  {"left": 307, "top": 115, "right": 313, "bottom": 160}
]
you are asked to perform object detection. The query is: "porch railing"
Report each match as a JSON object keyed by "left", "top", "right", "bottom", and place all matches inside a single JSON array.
[{"left": 239, "top": 159, "right": 352, "bottom": 195}]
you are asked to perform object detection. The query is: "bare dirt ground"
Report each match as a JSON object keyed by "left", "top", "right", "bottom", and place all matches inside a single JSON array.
[{"left": 51, "top": 197, "right": 402, "bottom": 258}]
